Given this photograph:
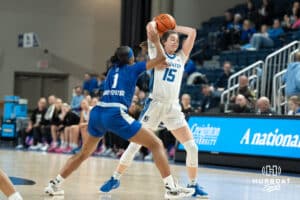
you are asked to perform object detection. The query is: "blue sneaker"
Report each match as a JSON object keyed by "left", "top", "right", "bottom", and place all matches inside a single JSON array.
[
  {"left": 187, "top": 183, "right": 209, "bottom": 198},
  {"left": 100, "top": 177, "right": 120, "bottom": 193}
]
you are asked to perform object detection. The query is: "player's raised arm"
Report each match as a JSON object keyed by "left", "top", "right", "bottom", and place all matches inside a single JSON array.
[
  {"left": 174, "top": 25, "right": 196, "bottom": 57},
  {"left": 145, "top": 23, "right": 167, "bottom": 70}
]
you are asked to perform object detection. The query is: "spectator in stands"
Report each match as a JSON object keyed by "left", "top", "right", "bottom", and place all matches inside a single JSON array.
[
  {"left": 256, "top": 96, "right": 275, "bottom": 115},
  {"left": 95, "top": 73, "right": 106, "bottom": 97},
  {"left": 47, "top": 98, "right": 63, "bottom": 152},
  {"left": 78, "top": 99, "right": 91, "bottom": 146},
  {"left": 16, "top": 98, "right": 47, "bottom": 150},
  {"left": 240, "top": 19, "right": 256, "bottom": 45},
  {"left": 283, "top": 52, "right": 300, "bottom": 97},
  {"left": 82, "top": 73, "right": 98, "bottom": 96},
  {"left": 183, "top": 59, "right": 197, "bottom": 82},
  {"left": 90, "top": 97, "right": 99, "bottom": 107},
  {"left": 283, "top": 1, "right": 300, "bottom": 30},
  {"left": 201, "top": 84, "right": 220, "bottom": 113},
  {"left": 55, "top": 103, "right": 80, "bottom": 153},
  {"left": 181, "top": 94, "right": 194, "bottom": 116},
  {"left": 222, "top": 11, "right": 233, "bottom": 31},
  {"left": 257, "top": 0, "right": 274, "bottom": 26},
  {"left": 288, "top": 95, "right": 300, "bottom": 115},
  {"left": 231, "top": 94, "right": 252, "bottom": 113},
  {"left": 215, "top": 61, "right": 234, "bottom": 91},
  {"left": 71, "top": 86, "right": 84, "bottom": 115},
  {"left": 292, "top": 8, "right": 300, "bottom": 29},
  {"left": 44, "top": 95, "right": 56, "bottom": 123},
  {"left": 247, "top": 19, "right": 284, "bottom": 49},
  {"left": 245, "top": 0, "right": 258, "bottom": 27},
  {"left": 237, "top": 75, "right": 256, "bottom": 105},
  {"left": 223, "top": 13, "right": 243, "bottom": 49}
]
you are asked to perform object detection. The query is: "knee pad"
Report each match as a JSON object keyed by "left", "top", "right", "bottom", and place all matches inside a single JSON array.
[
  {"left": 120, "top": 143, "right": 142, "bottom": 166},
  {"left": 183, "top": 140, "right": 198, "bottom": 168}
]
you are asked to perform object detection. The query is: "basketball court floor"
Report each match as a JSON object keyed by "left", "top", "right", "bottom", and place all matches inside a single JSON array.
[{"left": 0, "top": 149, "right": 299, "bottom": 200}]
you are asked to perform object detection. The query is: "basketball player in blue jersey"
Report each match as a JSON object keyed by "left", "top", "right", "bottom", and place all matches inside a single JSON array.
[
  {"left": 44, "top": 26, "right": 194, "bottom": 199},
  {"left": 100, "top": 21, "right": 209, "bottom": 198}
]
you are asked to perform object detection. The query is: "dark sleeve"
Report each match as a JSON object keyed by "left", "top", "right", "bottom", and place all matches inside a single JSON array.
[
  {"left": 30, "top": 109, "right": 37, "bottom": 123},
  {"left": 132, "top": 62, "right": 147, "bottom": 76}
]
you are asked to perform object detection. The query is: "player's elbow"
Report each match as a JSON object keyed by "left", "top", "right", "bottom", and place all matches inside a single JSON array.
[{"left": 189, "top": 28, "right": 196, "bottom": 40}]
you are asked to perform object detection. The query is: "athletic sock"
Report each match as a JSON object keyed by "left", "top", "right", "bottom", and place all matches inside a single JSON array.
[
  {"left": 113, "top": 171, "right": 122, "bottom": 180},
  {"left": 189, "top": 179, "right": 197, "bottom": 186},
  {"left": 8, "top": 192, "right": 23, "bottom": 200},
  {"left": 163, "top": 175, "right": 175, "bottom": 189},
  {"left": 53, "top": 174, "right": 65, "bottom": 185}
]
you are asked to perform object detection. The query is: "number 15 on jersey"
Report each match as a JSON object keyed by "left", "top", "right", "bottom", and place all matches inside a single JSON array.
[{"left": 162, "top": 68, "right": 177, "bottom": 82}]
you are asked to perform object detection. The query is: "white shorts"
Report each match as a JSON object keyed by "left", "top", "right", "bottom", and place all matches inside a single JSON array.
[{"left": 139, "top": 98, "right": 187, "bottom": 131}]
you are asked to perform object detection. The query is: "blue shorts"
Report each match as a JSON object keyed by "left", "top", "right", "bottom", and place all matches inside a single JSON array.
[{"left": 88, "top": 106, "right": 142, "bottom": 140}]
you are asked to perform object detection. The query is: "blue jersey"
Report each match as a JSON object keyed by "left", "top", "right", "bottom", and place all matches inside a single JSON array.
[{"left": 101, "top": 62, "right": 146, "bottom": 108}]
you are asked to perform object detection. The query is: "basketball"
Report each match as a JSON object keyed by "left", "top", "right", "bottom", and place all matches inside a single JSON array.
[{"left": 155, "top": 14, "right": 176, "bottom": 35}]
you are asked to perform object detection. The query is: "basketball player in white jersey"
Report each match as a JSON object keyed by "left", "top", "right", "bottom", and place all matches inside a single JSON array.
[
  {"left": 100, "top": 20, "right": 209, "bottom": 198},
  {"left": 0, "top": 169, "right": 23, "bottom": 200}
]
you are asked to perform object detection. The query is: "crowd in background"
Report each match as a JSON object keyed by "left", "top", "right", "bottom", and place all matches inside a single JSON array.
[{"left": 11, "top": 0, "right": 300, "bottom": 161}]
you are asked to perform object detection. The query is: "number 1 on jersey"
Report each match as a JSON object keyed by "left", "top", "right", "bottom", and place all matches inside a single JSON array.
[
  {"left": 112, "top": 73, "right": 119, "bottom": 88},
  {"left": 163, "top": 68, "right": 177, "bottom": 82}
]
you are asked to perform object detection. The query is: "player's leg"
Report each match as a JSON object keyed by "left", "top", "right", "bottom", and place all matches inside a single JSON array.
[
  {"left": 165, "top": 104, "right": 208, "bottom": 198},
  {"left": 0, "top": 169, "right": 23, "bottom": 200},
  {"left": 129, "top": 127, "right": 194, "bottom": 199},
  {"left": 100, "top": 99, "right": 161, "bottom": 192},
  {"left": 44, "top": 133, "right": 101, "bottom": 196}
]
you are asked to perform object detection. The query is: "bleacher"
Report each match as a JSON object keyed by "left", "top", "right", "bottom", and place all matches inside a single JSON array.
[{"left": 183, "top": 0, "right": 300, "bottom": 104}]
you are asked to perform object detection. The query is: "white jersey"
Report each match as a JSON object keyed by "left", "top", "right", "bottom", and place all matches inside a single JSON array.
[{"left": 148, "top": 40, "right": 187, "bottom": 102}]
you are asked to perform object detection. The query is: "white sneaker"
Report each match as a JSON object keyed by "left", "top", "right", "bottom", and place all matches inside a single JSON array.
[
  {"left": 29, "top": 143, "right": 43, "bottom": 150},
  {"left": 164, "top": 183, "right": 195, "bottom": 199},
  {"left": 16, "top": 145, "right": 24, "bottom": 150},
  {"left": 44, "top": 180, "right": 64, "bottom": 196},
  {"left": 41, "top": 144, "right": 49, "bottom": 151}
]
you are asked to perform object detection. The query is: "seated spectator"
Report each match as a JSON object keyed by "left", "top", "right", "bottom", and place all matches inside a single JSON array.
[
  {"left": 292, "top": 8, "right": 300, "bottom": 29},
  {"left": 257, "top": 0, "right": 274, "bottom": 26},
  {"left": 221, "top": 11, "right": 233, "bottom": 31},
  {"left": 54, "top": 103, "right": 80, "bottom": 153},
  {"left": 268, "top": 19, "right": 284, "bottom": 40},
  {"left": 287, "top": 96, "right": 300, "bottom": 115},
  {"left": 249, "top": 21, "right": 283, "bottom": 50},
  {"left": 183, "top": 59, "right": 197, "bottom": 82},
  {"left": 78, "top": 99, "right": 91, "bottom": 144},
  {"left": 94, "top": 73, "right": 106, "bottom": 97},
  {"left": 230, "top": 94, "right": 252, "bottom": 113},
  {"left": 47, "top": 98, "right": 63, "bottom": 152},
  {"left": 256, "top": 96, "right": 275, "bottom": 115},
  {"left": 282, "top": 2, "right": 299, "bottom": 31},
  {"left": 180, "top": 94, "right": 194, "bottom": 116},
  {"left": 215, "top": 61, "right": 234, "bottom": 91},
  {"left": 90, "top": 97, "right": 99, "bottom": 107},
  {"left": 237, "top": 75, "right": 256, "bottom": 105},
  {"left": 71, "top": 86, "right": 84, "bottom": 115},
  {"left": 245, "top": 0, "right": 258, "bottom": 27},
  {"left": 82, "top": 73, "right": 98, "bottom": 96},
  {"left": 16, "top": 98, "right": 47, "bottom": 150},
  {"left": 283, "top": 52, "right": 300, "bottom": 97},
  {"left": 240, "top": 19, "right": 256, "bottom": 45},
  {"left": 221, "top": 13, "right": 243, "bottom": 50},
  {"left": 201, "top": 84, "right": 220, "bottom": 113}
]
